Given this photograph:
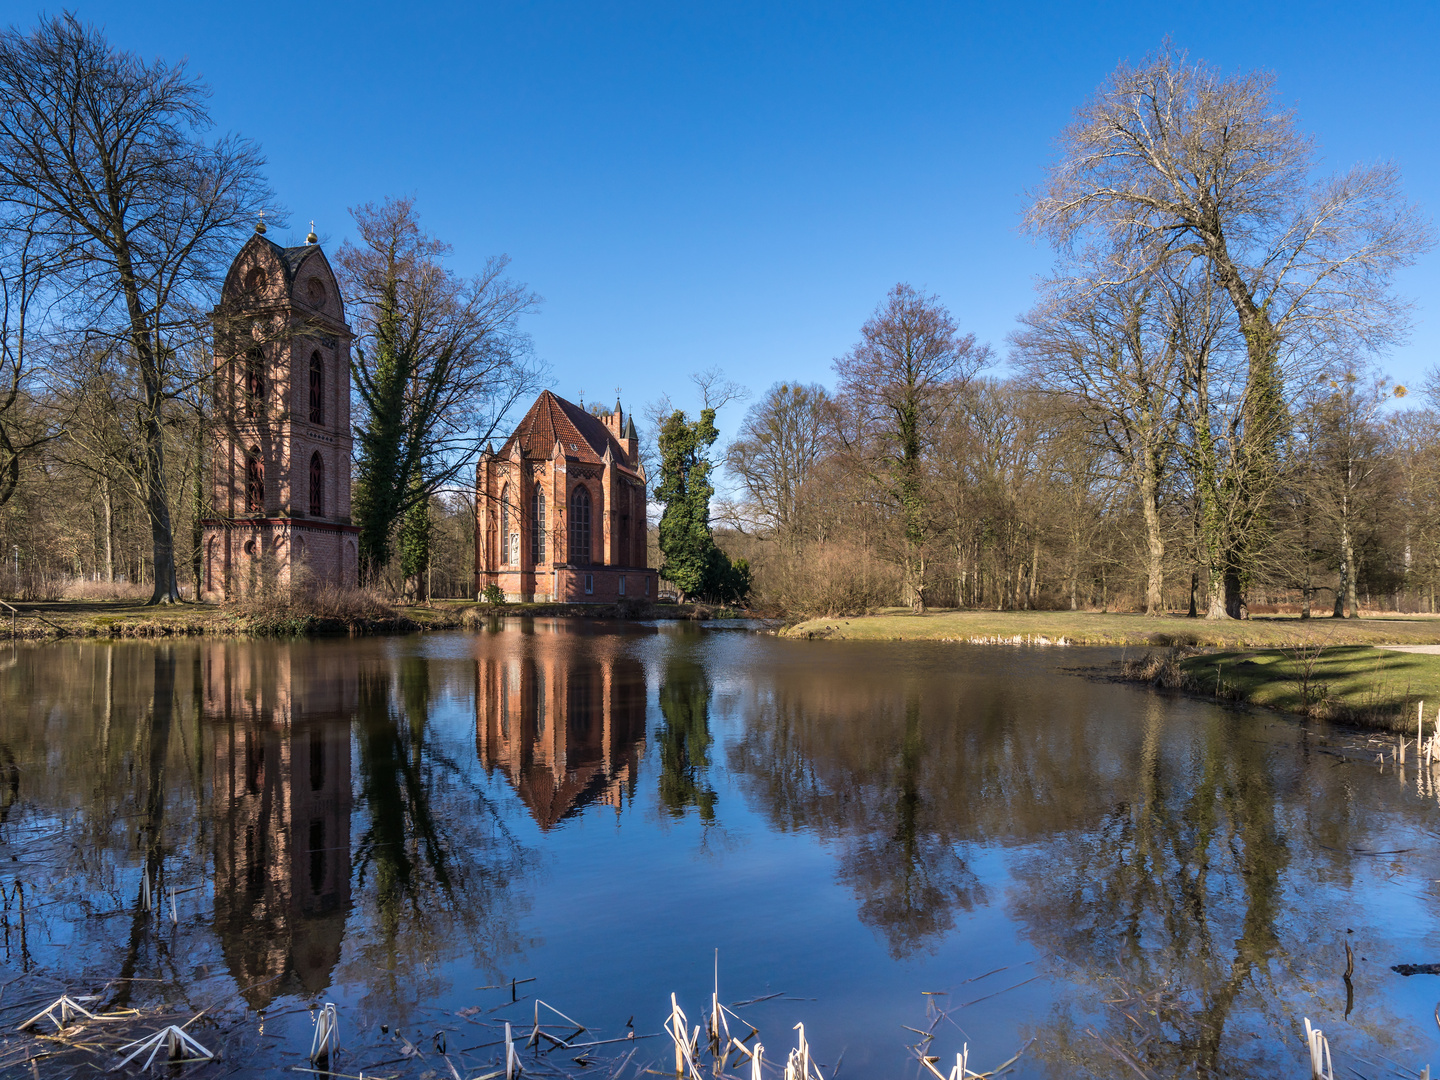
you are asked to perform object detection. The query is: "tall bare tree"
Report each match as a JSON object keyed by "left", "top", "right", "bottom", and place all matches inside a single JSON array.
[
  {"left": 335, "top": 197, "right": 544, "bottom": 584},
  {"left": 1025, "top": 43, "right": 1432, "bottom": 617},
  {"left": 1016, "top": 262, "right": 1182, "bottom": 615},
  {"left": 834, "top": 284, "right": 990, "bottom": 611},
  {"left": 0, "top": 14, "right": 274, "bottom": 603},
  {"left": 723, "top": 382, "right": 832, "bottom": 541}
]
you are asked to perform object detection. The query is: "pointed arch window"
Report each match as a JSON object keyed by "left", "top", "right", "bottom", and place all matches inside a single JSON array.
[
  {"left": 569, "top": 486, "right": 591, "bottom": 565},
  {"left": 243, "top": 347, "right": 266, "bottom": 419},
  {"left": 309, "top": 351, "right": 324, "bottom": 425},
  {"left": 309, "top": 451, "right": 324, "bottom": 516},
  {"left": 531, "top": 484, "right": 546, "bottom": 563},
  {"left": 245, "top": 447, "right": 264, "bottom": 513},
  {"left": 499, "top": 483, "right": 511, "bottom": 565}
]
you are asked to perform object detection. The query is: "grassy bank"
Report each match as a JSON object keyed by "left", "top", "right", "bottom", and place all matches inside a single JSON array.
[
  {"left": 0, "top": 597, "right": 726, "bottom": 640},
  {"left": 1121, "top": 645, "right": 1440, "bottom": 731},
  {"left": 780, "top": 609, "right": 1440, "bottom": 647}
]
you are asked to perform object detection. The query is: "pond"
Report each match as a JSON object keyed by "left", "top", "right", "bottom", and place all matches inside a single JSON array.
[{"left": 0, "top": 621, "right": 1437, "bottom": 1078}]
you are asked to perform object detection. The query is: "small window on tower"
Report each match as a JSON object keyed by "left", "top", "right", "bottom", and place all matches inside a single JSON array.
[
  {"left": 245, "top": 447, "right": 264, "bottom": 513},
  {"left": 309, "top": 352, "right": 324, "bottom": 425},
  {"left": 244, "top": 348, "right": 266, "bottom": 419},
  {"left": 309, "top": 452, "right": 324, "bottom": 516}
]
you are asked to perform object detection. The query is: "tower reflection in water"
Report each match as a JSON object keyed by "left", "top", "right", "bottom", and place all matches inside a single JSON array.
[
  {"left": 475, "top": 627, "right": 647, "bottom": 830},
  {"left": 203, "top": 643, "right": 355, "bottom": 1008}
]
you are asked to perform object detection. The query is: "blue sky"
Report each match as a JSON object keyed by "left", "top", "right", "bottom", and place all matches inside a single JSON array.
[{"left": 46, "top": 0, "right": 1440, "bottom": 432}]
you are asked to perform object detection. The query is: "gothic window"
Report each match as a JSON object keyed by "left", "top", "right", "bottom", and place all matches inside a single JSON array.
[
  {"left": 569, "top": 486, "right": 591, "bottom": 565},
  {"left": 499, "top": 484, "right": 511, "bottom": 565},
  {"left": 243, "top": 347, "right": 266, "bottom": 419},
  {"left": 245, "top": 447, "right": 264, "bottom": 513},
  {"left": 309, "top": 452, "right": 324, "bottom": 516},
  {"left": 309, "top": 352, "right": 324, "bottom": 425},
  {"left": 531, "top": 485, "right": 546, "bottom": 563},
  {"left": 620, "top": 514, "right": 630, "bottom": 564}
]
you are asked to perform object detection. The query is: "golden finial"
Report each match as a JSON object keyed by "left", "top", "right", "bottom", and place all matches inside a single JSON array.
[
  {"left": 255, "top": 210, "right": 266, "bottom": 235},
  {"left": 306, "top": 220, "right": 318, "bottom": 245}
]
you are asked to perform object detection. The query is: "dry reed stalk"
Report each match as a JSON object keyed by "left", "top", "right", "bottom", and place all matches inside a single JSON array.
[
  {"left": 505, "top": 1020, "right": 521, "bottom": 1079},
  {"left": 309, "top": 1002, "right": 339, "bottom": 1066},
  {"left": 112, "top": 1024, "right": 213, "bottom": 1070},
  {"left": 17, "top": 995, "right": 97, "bottom": 1032},
  {"left": 1303, "top": 1018, "right": 1333, "bottom": 1080},
  {"left": 528, "top": 999, "right": 585, "bottom": 1049}
]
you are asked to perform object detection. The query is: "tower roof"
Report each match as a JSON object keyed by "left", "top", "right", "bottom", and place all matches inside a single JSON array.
[{"left": 500, "top": 390, "right": 638, "bottom": 472}]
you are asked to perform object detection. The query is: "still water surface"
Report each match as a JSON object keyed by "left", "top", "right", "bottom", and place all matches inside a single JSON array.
[{"left": 1, "top": 621, "right": 1439, "bottom": 1077}]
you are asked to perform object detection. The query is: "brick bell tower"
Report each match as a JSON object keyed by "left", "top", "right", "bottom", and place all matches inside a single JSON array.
[{"left": 201, "top": 219, "right": 358, "bottom": 600}]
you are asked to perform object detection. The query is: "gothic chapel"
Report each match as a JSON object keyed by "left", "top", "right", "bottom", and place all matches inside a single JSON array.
[
  {"left": 202, "top": 221, "right": 358, "bottom": 598},
  {"left": 476, "top": 391, "right": 656, "bottom": 602}
]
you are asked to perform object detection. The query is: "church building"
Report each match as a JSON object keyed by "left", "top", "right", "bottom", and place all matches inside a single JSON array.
[
  {"left": 476, "top": 391, "right": 656, "bottom": 602},
  {"left": 201, "top": 221, "right": 358, "bottom": 598}
]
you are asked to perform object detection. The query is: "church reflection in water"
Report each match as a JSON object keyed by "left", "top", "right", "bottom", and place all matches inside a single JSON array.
[
  {"left": 202, "top": 643, "right": 355, "bottom": 1008},
  {"left": 475, "top": 631, "right": 647, "bottom": 830}
]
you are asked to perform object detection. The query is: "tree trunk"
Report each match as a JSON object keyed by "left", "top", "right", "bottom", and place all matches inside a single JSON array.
[
  {"left": 116, "top": 240, "right": 182, "bottom": 605},
  {"left": 102, "top": 475, "right": 115, "bottom": 583},
  {"left": 1224, "top": 566, "right": 1245, "bottom": 619},
  {"left": 1205, "top": 568, "right": 1227, "bottom": 619},
  {"left": 1341, "top": 523, "right": 1360, "bottom": 619},
  {"left": 1029, "top": 540, "right": 1040, "bottom": 608},
  {"left": 1139, "top": 456, "right": 1164, "bottom": 616},
  {"left": 191, "top": 411, "right": 205, "bottom": 595}
]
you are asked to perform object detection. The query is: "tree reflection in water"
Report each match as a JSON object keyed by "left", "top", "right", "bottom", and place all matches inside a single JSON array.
[
  {"left": 0, "top": 637, "right": 1436, "bottom": 1076},
  {"left": 656, "top": 654, "right": 718, "bottom": 822},
  {"left": 0, "top": 640, "right": 535, "bottom": 1026},
  {"left": 347, "top": 651, "right": 531, "bottom": 1017},
  {"left": 729, "top": 676, "right": 984, "bottom": 958},
  {"left": 730, "top": 651, "right": 1433, "bottom": 1076}
]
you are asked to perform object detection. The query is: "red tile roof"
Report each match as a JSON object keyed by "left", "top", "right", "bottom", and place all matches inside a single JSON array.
[{"left": 499, "top": 390, "right": 636, "bottom": 472}]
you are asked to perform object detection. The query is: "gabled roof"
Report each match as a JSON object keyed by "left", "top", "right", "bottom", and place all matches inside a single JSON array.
[{"left": 499, "top": 390, "right": 636, "bottom": 470}]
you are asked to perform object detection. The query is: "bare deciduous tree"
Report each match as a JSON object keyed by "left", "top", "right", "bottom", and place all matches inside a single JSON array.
[
  {"left": 0, "top": 14, "right": 274, "bottom": 602},
  {"left": 1025, "top": 42, "right": 1433, "bottom": 617},
  {"left": 335, "top": 196, "right": 545, "bottom": 583},
  {"left": 834, "top": 284, "right": 990, "bottom": 611},
  {"left": 723, "top": 382, "right": 833, "bottom": 541},
  {"left": 1016, "top": 261, "right": 1182, "bottom": 615}
]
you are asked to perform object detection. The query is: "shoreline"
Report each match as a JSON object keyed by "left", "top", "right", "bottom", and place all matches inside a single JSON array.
[
  {"left": 1113, "top": 643, "right": 1440, "bottom": 732},
  {"left": 780, "top": 609, "right": 1440, "bottom": 648},
  {"left": 0, "top": 599, "right": 736, "bottom": 641}
]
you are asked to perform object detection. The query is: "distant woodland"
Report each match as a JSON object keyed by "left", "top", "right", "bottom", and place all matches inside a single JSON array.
[{"left": 0, "top": 18, "right": 1434, "bottom": 619}]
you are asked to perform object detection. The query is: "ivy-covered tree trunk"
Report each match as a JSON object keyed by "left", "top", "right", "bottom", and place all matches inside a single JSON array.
[
  {"left": 352, "top": 288, "right": 416, "bottom": 586},
  {"left": 400, "top": 478, "right": 431, "bottom": 601}
]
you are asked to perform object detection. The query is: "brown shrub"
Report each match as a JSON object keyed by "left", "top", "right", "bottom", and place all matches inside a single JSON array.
[
  {"left": 1120, "top": 647, "right": 1195, "bottom": 690},
  {"left": 748, "top": 539, "right": 901, "bottom": 618},
  {"left": 62, "top": 579, "right": 152, "bottom": 602}
]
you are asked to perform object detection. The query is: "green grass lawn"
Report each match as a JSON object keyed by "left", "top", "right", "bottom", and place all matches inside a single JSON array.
[
  {"left": 781, "top": 608, "right": 1440, "bottom": 647},
  {"left": 1176, "top": 645, "right": 1440, "bottom": 730}
]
